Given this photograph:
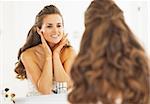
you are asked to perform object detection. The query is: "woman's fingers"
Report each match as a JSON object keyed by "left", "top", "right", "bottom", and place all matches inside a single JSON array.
[
  {"left": 36, "top": 27, "right": 45, "bottom": 43},
  {"left": 39, "top": 31, "right": 52, "bottom": 55},
  {"left": 60, "top": 33, "right": 68, "bottom": 44},
  {"left": 39, "top": 31, "right": 47, "bottom": 45},
  {"left": 63, "top": 33, "right": 68, "bottom": 40}
]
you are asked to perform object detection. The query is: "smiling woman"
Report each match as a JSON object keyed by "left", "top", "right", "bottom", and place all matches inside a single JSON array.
[{"left": 14, "top": 4, "right": 76, "bottom": 96}]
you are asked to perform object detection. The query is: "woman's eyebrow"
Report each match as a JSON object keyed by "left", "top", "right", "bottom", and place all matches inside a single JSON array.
[
  {"left": 46, "top": 22, "right": 62, "bottom": 25},
  {"left": 47, "top": 23, "right": 53, "bottom": 25}
]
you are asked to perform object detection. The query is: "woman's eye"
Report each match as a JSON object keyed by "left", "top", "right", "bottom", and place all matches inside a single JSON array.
[
  {"left": 57, "top": 25, "right": 62, "bottom": 28},
  {"left": 47, "top": 25, "right": 52, "bottom": 28}
]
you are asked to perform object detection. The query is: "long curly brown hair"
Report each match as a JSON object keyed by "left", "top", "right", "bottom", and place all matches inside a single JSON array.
[
  {"left": 68, "top": 0, "right": 150, "bottom": 104},
  {"left": 14, "top": 5, "right": 65, "bottom": 79}
]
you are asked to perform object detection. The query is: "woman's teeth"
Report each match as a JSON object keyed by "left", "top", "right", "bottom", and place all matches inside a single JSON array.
[{"left": 51, "top": 35, "right": 59, "bottom": 38}]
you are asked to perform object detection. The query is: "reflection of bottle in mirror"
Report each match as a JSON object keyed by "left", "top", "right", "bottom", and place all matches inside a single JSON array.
[{"left": 0, "top": 88, "right": 15, "bottom": 104}]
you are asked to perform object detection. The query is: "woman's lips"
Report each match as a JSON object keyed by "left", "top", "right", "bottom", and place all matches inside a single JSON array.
[{"left": 51, "top": 35, "right": 59, "bottom": 38}]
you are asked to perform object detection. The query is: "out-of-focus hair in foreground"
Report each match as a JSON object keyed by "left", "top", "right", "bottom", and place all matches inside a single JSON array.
[{"left": 68, "top": 0, "right": 150, "bottom": 104}]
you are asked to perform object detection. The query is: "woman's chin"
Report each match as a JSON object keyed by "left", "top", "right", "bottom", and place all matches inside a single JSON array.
[{"left": 48, "top": 40, "right": 61, "bottom": 45}]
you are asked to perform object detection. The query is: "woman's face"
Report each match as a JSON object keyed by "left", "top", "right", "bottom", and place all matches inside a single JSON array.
[{"left": 40, "top": 14, "right": 64, "bottom": 45}]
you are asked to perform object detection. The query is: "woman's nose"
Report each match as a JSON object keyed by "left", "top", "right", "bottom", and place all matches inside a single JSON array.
[{"left": 52, "top": 27, "right": 59, "bottom": 33}]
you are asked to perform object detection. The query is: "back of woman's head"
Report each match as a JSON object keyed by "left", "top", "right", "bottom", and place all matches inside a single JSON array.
[
  {"left": 68, "top": 0, "right": 150, "bottom": 104},
  {"left": 14, "top": 5, "right": 63, "bottom": 79}
]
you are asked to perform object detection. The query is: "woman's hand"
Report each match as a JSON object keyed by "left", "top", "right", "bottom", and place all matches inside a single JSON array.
[
  {"left": 38, "top": 29, "right": 52, "bottom": 57},
  {"left": 53, "top": 33, "right": 68, "bottom": 55}
]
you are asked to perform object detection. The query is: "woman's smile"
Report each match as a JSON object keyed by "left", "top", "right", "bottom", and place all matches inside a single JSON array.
[{"left": 50, "top": 34, "right": 60, "bottom": 39}]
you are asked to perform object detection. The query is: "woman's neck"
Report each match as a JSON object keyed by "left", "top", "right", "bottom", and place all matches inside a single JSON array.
[{"left": 48, "top": 42, "right": 56, "bottom": 51}]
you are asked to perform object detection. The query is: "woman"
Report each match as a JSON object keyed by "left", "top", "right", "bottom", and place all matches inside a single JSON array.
[
  {"left": 14, "top": 5, "right": 76, "bottom": 96},
  {"left": 68, "top": 0, "right": 150, "bottom": 104}
]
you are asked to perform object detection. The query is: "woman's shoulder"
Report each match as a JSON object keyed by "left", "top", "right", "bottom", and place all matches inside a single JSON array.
[
  {"left": 61, "top": 46, "right": 76, "bottom": 61},
  {"left": 21, "top": 44, "right": 43, "bottom": 60},
  {"left": 64, "top": 46, "right": 76, "bottom": 55}
]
